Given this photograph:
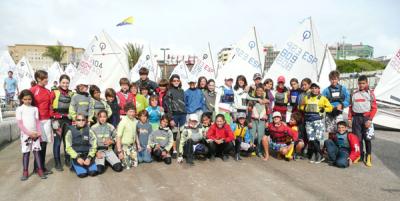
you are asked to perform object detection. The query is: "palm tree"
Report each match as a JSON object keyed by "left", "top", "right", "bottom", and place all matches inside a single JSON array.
[
  {"left": 125, "top": 43, "right": 143, "bottom": 69},
  {"left": 42, "top": 41, "right": 66, "bottom": 69}
]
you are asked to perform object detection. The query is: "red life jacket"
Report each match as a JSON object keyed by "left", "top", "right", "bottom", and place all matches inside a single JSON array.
[
  {"left": 116, "top": 91, "right": 134, "bottom": 115},
  {"left": 268, "top": 123, "right": 291, "bottom": 144}
]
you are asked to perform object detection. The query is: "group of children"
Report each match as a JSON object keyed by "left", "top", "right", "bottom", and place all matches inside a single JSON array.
[{"left": 16, "top": 67, "right": 377, "bottom": 180}]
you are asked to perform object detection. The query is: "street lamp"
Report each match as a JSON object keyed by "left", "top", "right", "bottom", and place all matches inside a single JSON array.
[{"left": 160, "top": 48, "right": 170, "bottom": 79}]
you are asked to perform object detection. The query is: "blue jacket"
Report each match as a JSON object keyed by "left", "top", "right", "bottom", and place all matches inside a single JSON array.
[
  {"left": 322, "top": 84, "right": 350, "bottom": 108},
  {"left": 184, "top": 88, "right": 206, "bottom": 114}
]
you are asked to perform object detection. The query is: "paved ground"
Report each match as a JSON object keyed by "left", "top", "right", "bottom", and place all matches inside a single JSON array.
[{"left": 0, "top": 130, "right": 399, "bottom": 201}]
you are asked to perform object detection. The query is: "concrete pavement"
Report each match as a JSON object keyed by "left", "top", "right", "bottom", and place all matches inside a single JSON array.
[{"left": 0, "top": 130, "right": 399, "bottom": 201}]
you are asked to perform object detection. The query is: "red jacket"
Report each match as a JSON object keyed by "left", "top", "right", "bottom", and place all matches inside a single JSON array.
[
  {"left": 156, "top": 88, "right": 167, "bottom": 109},
  {"left": 329, "top": 132, "right": 360, "bottom": 162},
  {"left": 288, "top": 124, "right": 299, "bottom": 142},
  {"left": 267, "top": 122, "right": 294, "bottom": 144},
  {"left": 207, "top": 123, "right": 235, "bottom": 143},
  {"left": 348, "top": 89, "right": 377, "bottom": 121},
  {"left": 116, "top": 91, "right": 134, "bottom": 115},
  {"left": 30, "top": 85, "right": 52, "bottom": 120}
]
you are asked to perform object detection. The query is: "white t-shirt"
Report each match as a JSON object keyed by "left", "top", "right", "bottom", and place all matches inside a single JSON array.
[{"left": 16, "top": 104, "right": 39, "bottom": 132}]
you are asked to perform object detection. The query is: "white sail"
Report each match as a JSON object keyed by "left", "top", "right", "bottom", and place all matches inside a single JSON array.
[
  {"left": 170, "top": 61, "right": 190, "bottom": 90},
  {"left": 65, "top": 63, "right": 77, "bottom": 78},
  {"left": 0, "top": 51, "right": 16, "bottom": 96},
  {"left": 374, "top": 48, "right": 400, "bottom": 105},
  {"left": 46, "top": 62, "right": 64, "bottom": 89},
  {"left": 216, "top": 28, "right": 264, "bottom": 86},
  {"left": 75, "top": 31, "right": 130, "bottom": 91},
  {"left": 191, "top": 47, "right": 216, "bottom": 79},
  {"left": 264, "top": 18, "right": 336, "bottom": 89},
  {"left": 15, "top": 57, "right": 35, "bottom": 90},
  {"left": 130, "top": 45, "right": 162, "bottom": 82}
]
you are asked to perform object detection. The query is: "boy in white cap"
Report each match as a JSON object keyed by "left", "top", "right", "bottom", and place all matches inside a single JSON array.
[
  {"left": 177, "top": 113, "right": 208, "bottom": 165},
  {"left": 215, "top": 76, "right": 235, "bottom": 124}
]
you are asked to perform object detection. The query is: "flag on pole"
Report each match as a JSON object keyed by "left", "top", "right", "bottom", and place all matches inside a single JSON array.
[{"left": 116, "top": 16, "right": 134, "bottom": 26}]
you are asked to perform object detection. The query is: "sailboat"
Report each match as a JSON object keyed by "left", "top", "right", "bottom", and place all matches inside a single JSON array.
[
  {"left": 191, "top": 43, "right": 216, "bottom": 80},
  {"left": 216, "top": 27, "right": 264, "bottom": 87},
  {"left": 0, "top": 51, "right": 16, "bottom": 97},
  {"left": 373, "top": 48, "right": 400, "bottom": 130},
  {"left": 64, "top": 63, "right": 77, "bottom": 78},
  {"left": 130, "top": 45, "right": 162, "bottom": 82},
  {"left": 170, "top": 61, "right": 190, "bottom": 90},
  {"left": 74, "top": 31, "right": 130, "bottom": 91},
  {"left": 15, "top": 57, "right": 35, "bottom": 90},
  {"left": 264, "top": 17, "right": 336, "bottom": 89},
  {"left": 46, "top": 62, "right": 64, "bottom": 89}
]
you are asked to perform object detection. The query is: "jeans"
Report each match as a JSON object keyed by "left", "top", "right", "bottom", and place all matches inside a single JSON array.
[
  {"left": 172, "top": 113, "right": 187, "bottom": 127},
  {"left": 324, "top": 139, "right": 350, "bottom": 168},
  {"left": 251, "top": 119, "right": 266, "bottom": 154},
  {"left": 138, "top": 150, "right": 153, "bottom": 163}
]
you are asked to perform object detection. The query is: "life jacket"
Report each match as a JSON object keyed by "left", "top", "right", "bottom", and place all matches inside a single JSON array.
[
  {"left": 221, "top": 86, "right": 234, "bottom": 103},
  {"left": 91, "top": 123, "right": 113, "bottom": 149},
  {"left": 185, "top": 126, "right": 204, "bottom": 142},
  {"left": 233, "top": 124, "right": 247, "bottom": 139},
  {"left": 52, "top": 89, "right": 73, "bottom": 114},
  {"left": 327, "top": 85, "right": 345, "bottom": 103},
  {"left": 93, "top": 99, "right": 106, "bottom": 111},
  {"left": 69, "top": 126, "right": 91, "bottom": 153},
  {"left": 289, "top": 89, "right": 301, "bottom": 106},
  {"left": 304, "top": 95, "right": 322, "bottom": 113},
  {"left": 73, "top": 93, "right": 90, "bottom": 116},
  {"left": 351, "top": 89, "right": 373, "bottom": 114},
  {"left": 335, "top": 132, "right": 350, "bottom": 149},
  {"left": 116, "top": 91, "right": 134, "bottom": 115},
  {"left": 269, "top": 123, "right": 290, "bottom": 144},
  {"left": 275, "top": 88, "right": 289, "bottom": 106}
]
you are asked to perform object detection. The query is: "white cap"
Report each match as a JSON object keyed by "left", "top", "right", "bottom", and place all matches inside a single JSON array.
[
  {"left": 188, "top": 113, "right": 199, "bottom": 122},
  {"left": 272, "top": 111, "right": 282, "bottom": 118}
]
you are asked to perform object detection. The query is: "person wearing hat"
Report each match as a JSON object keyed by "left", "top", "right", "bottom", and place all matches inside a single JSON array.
[
  {"left": 135, "top": 67, "right": 158, "bottom": 96},
  {"left": 248, "top": 73, "right": 263, "bottom": 97},
  {"left": 299, "top": 82, "right": 333, "bottom": 164},
  {"left": 215, "top": 76, "right": 235, "bottom": 124},
  {"left": 230, "top": 112, "right": 254, "bottom": 161},
  {"left": 177, "top": 113, "right": 208, "bottom": 165},
  {"left": 261, "top": 111, "right": 295, "bottom": 161},
  {"left": 273, "top": 75, "right": 290, "bottom": 122},
  {"left": 184, "top": 76, "right": 206, "bottom": 123}
]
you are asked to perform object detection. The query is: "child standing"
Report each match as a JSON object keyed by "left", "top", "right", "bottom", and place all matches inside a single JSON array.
[
  {"left": 249, "top": 84, "right": 268, "bottom": 157},
  {"left": 105, "top": 88, "right": 120, "bottom": 128},
  {"left": 136, "top": 110, "right": 153, "bottom": 163},
  {"left": 116, "top": 78, "right": 133, "bottom": 116},
  {"left": 17, "top": 90, "right": 47, "bottom": 180},
  {"left": 148, "top": 115, "right": 174, "bottom": 165},
  {"left": 69, "top": 81, "right": 90, "bottom": 121},
  {"left": 88, "top": 85, "right": 112, "bottom": 124},
  {"left": 263, "top": 78, "right": 275, "bottom": 122},
  {"left": 146, "top": 95, "right": 164, "bottom": 130},
  {"left": 30, "top": 70, "right": 53, "bottom": 175},
  {"left": 185, "top": 78, "right": 206, "bottom": 121},
  {"left": 348, "top": 75, "right": 377, "bottom": 167},
  {"left": 50, "top": 74, "right": 73, "bottom": 171},
  {"left": 129, "top": 83, "right": 148, "bottom": 113},
  {"left": 273, "top": 76, "right": 289, "bottom": 122},
  {"left": 289, "top": 78, "right": 301, "bottom": 114},
  {"left": 300, "top": 83, "right": 333, "bottom": 164},
  {"left": 116, "top": 102, "right": 139, "bottom": 169}
]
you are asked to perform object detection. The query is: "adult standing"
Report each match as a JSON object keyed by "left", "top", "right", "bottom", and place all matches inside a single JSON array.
[{"left": 4, "top": 71, "right": 19, "bottom": 106}]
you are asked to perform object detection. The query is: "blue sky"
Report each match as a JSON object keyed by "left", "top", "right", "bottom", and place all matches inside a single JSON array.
[{"left": 0, "top": 0, "right": 399, "bottom": 57}]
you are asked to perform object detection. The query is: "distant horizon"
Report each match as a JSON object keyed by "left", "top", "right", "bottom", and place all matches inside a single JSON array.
[{"left": 1, "top": 0, "right": 399, "bottom": 58}]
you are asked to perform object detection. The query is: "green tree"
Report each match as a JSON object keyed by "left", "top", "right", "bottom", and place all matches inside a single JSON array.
[
  {"left": 336, "top": 58, "right": 385, "bottom": 73},
  {"left": 42, "top": 41, "right": 66, "bottom": 68},
  {"left": 125, "top": 43, "right": 143, "bottom": 69}
]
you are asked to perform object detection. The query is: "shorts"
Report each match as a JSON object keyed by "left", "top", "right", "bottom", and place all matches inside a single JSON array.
[
  {"left": 40, "top": 119, "right": 53, "bottom": 142},
  {"left": 20, "top": 133, "right": 41, "bottom": 153},
  {"left": 325, "top": 114, "right": 344, "bottom": 133},
  {"left": 306, "top": 119, "right": 325, "bottom": 141},
  {"left": 269, "top": 139, "right": 288, "bottom": 151}
]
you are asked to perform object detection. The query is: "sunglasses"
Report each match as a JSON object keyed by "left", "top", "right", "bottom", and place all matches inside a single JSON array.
[
  {"left": 76, "top": 119, "right": 86, "bottom": 122},
  {"left": 172, "top": 80, "right": 180, "bottom": 83}
]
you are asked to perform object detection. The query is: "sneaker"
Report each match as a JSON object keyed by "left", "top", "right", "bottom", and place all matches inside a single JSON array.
[
  {"left": 133, "top": 161, "right": 138, "bottom": 168},
  {"left": 222, "top": 155, "right": 229, "bottom": 161},
  {"left": 209, "top": 155, "right": 215, "bottom": 161},
  {"left": 309, "top": 153, "right": 316, "bottom": 163},
  {"left": 315, "top": 154, "right": 325, "bottom": 164},
  {"left": 234, "top": 153, "right": 242, "bottom": 161},
  {"left": 37, "top": 169, "right": 47, "bottom": 179},
  {"left": 20, "top": 171, "right": 29, "bottom": 181},
  {"left": 43, "top": 168, "right": 53, "bottom": 175},
  {"left": 55, "top": 161, "right": 64, "bottom": 172}
]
